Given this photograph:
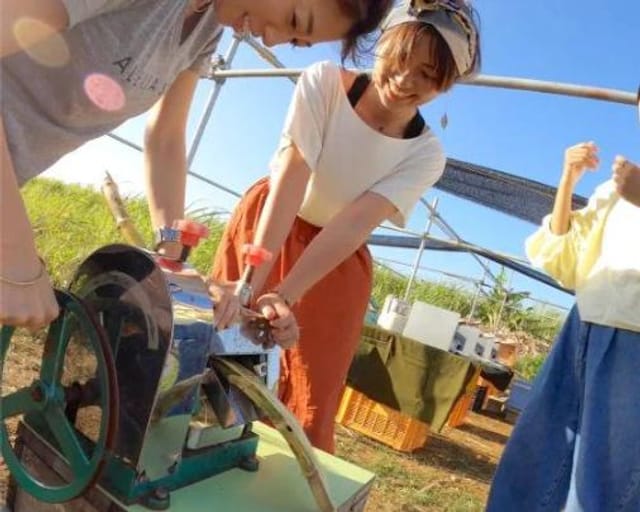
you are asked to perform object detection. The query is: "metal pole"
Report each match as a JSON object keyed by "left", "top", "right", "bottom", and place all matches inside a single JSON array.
[
  {"left": 375, "top": 256, "right": 480, "bottom": 284},
  {"left": 211, "top": 69, "right": 637, "bottom": 106},
  {"left": 187, "top": 35, "right": 242, "bottom": 166},
  {"left": 468, "top": 268, "right": 486, "bottom": 321},
  {"left": 419, "top": 197, "right": 499, "bottom": 283},
  {"left": 105, "top": 133, "right": 242, "bottom": 198},
  {"left": 495, "top": 269, "right": 516, "bottom": 331},
  {"left": 107, "top": 132, "right": 144, "bottom": 152},
  {"left": 466, "top": 75, "right": 635, "bottom": 105},
  {"left": 242, "top": 36, "right": 297, "bottom": 84},
  {"left": 403, "top": 197, "right": 439, "bottom": 301}
]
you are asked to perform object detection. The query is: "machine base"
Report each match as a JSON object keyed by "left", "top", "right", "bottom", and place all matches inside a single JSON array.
[{"left": 7, "top": 422, "right": 374, "bottom": 512}]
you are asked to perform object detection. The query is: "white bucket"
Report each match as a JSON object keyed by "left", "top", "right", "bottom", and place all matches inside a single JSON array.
[{"left": 376, "top": 295, "right": 410, "bottom": 334}]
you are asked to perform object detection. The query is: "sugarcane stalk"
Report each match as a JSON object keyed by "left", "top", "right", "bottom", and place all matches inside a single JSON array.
[
  {"left": 101, "top": 171, "right": 147, "bottom": 248},
  {"left": 212, "top": 357, "right": 336, "bottom": 512}
]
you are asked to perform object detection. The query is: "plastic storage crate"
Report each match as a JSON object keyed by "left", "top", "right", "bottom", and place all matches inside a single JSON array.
[
  {"left": 336, "top": 387, "right": 429, "bottom": 452},
  {"left": 446, "top": 366, "right": 483, "bottom": 427},
  {"left": 446, "top": 391, "right": 474, "bottom": 428},
  {"left": 506, "top": 378, "right": 533, "bottom": 412}
]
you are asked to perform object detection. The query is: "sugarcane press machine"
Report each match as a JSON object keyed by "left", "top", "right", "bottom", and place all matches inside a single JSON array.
[{"left": 0, "top": 232, "right": 374, "bottom": 511}]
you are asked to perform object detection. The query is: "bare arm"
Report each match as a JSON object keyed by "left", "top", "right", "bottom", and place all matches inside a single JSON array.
[
  {"left": 549, "top": 142, "right": 599, "bottom": 235},
  {"left": 246, "top": 143, "right": 311, "bottom": 296},
  {"left": 549, "top": 176, "right": 579, "bottom": 235},
  {"left": 246, "top": 141, "right": 395, "bottom": 348},
  {"left": 213, "top": 143, "right": 309, "bottom": 349},
  {"left": 0, "top": 117, "right": 58, "bottom": 328},
  {"left": 275, "top": 192, "right": 395, "bottom": 304},
  {"left": 144, "top": 69, "right": 200, "bottom": 230},
  {"left": 1, "top": 0, "right": 69, "bottom": 58}
]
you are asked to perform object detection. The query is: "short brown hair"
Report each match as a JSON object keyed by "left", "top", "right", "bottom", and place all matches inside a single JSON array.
[
  {"left": 377, "top": 22, "right": 459, "bottom": 92},
  {"left": 338, "top": 0, "right": 394, "bottom": 63}
]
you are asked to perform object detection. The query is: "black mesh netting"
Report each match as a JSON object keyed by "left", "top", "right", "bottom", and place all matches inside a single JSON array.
[{"left": 437, "top": 158, "right": 587, "bottom": 225}]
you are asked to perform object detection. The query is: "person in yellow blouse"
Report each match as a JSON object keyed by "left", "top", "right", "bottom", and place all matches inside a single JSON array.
[{"left": 487, "top": 93, "right": 640, "bottom": 511}]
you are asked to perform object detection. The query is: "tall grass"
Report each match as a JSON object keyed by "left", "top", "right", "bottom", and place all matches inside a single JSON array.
[
  {"left": 22, "top": 178, "right": 561, "bottom": 342},
  {"left": 372, "top": 267, "right": 473, "bottom": 316},
  {"left": 372, "top": 266, "right": 561, "bottom": 342},
  {"left": 22, "top": 178, "right": 225, "bottom": 285}
]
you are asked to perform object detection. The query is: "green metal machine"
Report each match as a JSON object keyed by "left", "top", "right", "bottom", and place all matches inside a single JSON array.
[{"left": 1, "top": 244, "right": 373, "bottom": 511}]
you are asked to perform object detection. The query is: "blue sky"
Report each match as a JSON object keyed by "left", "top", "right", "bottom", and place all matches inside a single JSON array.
[{"left": 46, "top": 0, "right": 639, "bottom": 313}]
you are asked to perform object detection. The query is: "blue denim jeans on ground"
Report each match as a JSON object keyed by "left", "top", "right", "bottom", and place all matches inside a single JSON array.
[{"left": 486, "top": 306, "right": 640, "bottom": 512}]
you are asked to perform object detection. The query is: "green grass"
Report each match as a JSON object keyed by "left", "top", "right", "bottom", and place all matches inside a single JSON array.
[
  {"left": 372, "top": 267, "right": 474, "bottom": 317},
  {"left": 347, "top": 443, "right": 486, "bottom": 511},
  {"left": 372, "top": 266, "right": 561, "bottom": 344},
  {"left": 514, "top": 353, "right": 546, "bottom": 381},
  {"left": 22, "top": 178, "right": 560, "bottom": 345},
  {"left": 22, "top": 178, "right": 226, "bottom": 285},
  {"left": 414, "top": 487, "right": 483, "bottom": 511}
]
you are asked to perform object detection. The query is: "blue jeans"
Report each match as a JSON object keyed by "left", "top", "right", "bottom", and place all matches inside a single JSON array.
[{"left": 487, "top": 307, "right": 640, "bottom": 512}]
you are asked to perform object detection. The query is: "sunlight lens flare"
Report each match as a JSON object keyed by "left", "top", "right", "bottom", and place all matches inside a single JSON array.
[
  {"left": 13, "top": 17, "right": 70, "bottom": 68},
  {"left": 83, "top": 73, "right": 126, "bottom": 112}
]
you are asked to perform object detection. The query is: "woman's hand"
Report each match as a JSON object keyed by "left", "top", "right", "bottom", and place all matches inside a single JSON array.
[
  {"left": 206, "top": 279, "right": 241, "bottom": 330},
  {"left": 612, "top": 155, "right": 640, "bottom": 207},
  {"left": 255, "top": 292, "right": 299, "bottom": 349},
  {"left": 1, "top": 118, "right": 59, "bottom": 330},
  {"left": 0, "top": 258, "right": 58, "bottom": 330},
  {"left": 562, "top": 141, "right": 599, "bottom": 186}
]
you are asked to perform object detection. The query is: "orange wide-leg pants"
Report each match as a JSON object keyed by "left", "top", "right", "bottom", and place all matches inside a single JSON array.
[{"left": 211, "top": 178, "right": 372, "bottom": 453}]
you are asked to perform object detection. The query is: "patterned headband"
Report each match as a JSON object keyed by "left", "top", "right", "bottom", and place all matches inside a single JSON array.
[{"left": 383, "top": 0, "right": 479, "bottom": 77}]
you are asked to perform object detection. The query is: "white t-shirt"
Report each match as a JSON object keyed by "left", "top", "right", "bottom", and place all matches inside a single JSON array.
[{"left": 269, "top": 61, "right": 446, "bottom": 228}]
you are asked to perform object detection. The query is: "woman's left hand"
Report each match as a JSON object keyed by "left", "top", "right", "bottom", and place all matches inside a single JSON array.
[
  {"left": 613, "top": 155, "right": 640, "bottom": 207},
  {"left": 207, "top": 279, "right": 241, "bottom": 330},
  {"left": 255, "top": 292, "right": 299, "bottom": 349}
]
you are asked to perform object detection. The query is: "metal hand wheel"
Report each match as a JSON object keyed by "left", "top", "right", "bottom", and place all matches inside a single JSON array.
[{"left": 0, "top": 290, "right": 118, "bottom": 503}]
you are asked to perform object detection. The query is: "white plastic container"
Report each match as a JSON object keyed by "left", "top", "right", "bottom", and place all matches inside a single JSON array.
[
  {"left": 479, "top": 334, "right": 497, "bottom": 361},
  {"left": 453, "top": 325, "right": 483, "bottom": 357},
  {"left": 402, "top": 301, "right": 460, "bottom": 352},
  {"left": 376, "top": 295, "right": 411, "bottom": 334}
]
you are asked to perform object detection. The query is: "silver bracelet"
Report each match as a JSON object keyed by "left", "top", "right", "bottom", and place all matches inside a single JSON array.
[
  {"left": 267, "top": 289, "right": 293, "bottom": 308},
  {"left": 0, "top": 257, "right": 46, "bottom": 286}
]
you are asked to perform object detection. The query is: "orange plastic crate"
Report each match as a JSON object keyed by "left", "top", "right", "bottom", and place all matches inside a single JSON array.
[
  {"left": 336, "top": 387, "right": 429, "bottom": 452},
  {"left": 446, "top": 366, "right": 483, "bottom": 427},
  {"left": 446, "top": 391, "right": 474, "bottom": 428}
]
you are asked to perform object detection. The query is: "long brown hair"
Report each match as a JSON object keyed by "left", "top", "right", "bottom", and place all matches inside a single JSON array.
[
  {"left": 338, "top": 0, "right": 394, "bottom": 63},
  {"left": 376, "top": 21, "right": 459, "bottom": 92}
]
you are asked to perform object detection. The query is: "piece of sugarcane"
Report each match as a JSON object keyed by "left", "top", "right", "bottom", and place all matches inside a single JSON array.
[
  {"left": 101, "top": 171, "right": 147, "bottom": 248},
  {"left": 212, "top": 357, "right": 336, "bottom": 512}
]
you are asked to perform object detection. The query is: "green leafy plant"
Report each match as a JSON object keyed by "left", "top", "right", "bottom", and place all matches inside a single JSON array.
[{"left": 514, "top": 354, "right": 546, "bottom": 382}]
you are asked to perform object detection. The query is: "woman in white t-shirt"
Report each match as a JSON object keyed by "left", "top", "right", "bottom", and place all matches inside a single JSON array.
[{"left": 210, "top": 0, "right": 481, "bottom": 452}]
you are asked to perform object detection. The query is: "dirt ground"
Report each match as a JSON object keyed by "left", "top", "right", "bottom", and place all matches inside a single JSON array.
[
  {"left": 1, "top": 332, "right": 512, "bottom": 511},
  {"left": 337, "top": 411, "right": 511, "bottom": 511}
]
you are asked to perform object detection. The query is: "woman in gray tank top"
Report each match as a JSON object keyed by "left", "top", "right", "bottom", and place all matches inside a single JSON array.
[{"left": 0, "top": 0, "right": 393, "bottom": 330}]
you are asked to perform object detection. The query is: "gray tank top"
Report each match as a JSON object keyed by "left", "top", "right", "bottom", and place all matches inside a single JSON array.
[{"left": 1, "top": 0, "right": 222, "bottom": 184}]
